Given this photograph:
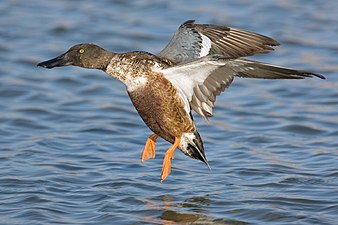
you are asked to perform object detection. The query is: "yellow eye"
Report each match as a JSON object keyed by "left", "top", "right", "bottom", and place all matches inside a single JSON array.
[{"left": 79, "top": 48, "right": 85, "bottom": 54}]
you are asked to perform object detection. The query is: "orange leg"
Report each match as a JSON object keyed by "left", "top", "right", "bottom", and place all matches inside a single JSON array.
[
  {"left": 160, "top": 136, "right": 181, "bottom": 182},
  {"left": 141, "top": 134, "right": 158, "bottom": 162}
]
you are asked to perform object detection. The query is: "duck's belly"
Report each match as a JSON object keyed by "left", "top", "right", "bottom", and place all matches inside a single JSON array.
[{"left": 127, "top": 81, "right": 195, "bottom": 143}]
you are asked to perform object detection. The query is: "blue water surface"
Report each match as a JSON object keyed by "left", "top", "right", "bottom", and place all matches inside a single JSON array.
[{"left": 1, "top": 0, "right": 337, "bottom": 224}]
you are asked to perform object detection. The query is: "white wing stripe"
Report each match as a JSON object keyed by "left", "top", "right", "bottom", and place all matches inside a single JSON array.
[{"left": 199, "top": 34, "right": 212, "bottom": 57}]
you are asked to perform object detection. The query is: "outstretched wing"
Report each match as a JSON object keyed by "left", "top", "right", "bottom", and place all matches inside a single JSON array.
[
  {"left": 158, "top": 20, "right": 279, "bottom": 64},
  {"left": 160, "top": 55, "right": 325, "bottom": 119},
  {"left": 160, "top": 55, "right": 235, "bottom": 119}
]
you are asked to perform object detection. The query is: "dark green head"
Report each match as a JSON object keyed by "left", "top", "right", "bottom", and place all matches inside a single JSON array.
[{"left": 37, "top": 43, "right": 113, "bottom": 70}]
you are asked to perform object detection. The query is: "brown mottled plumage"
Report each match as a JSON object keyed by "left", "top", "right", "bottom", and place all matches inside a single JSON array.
[
  {"left": 106, "top": 52, "right": 196, "bottom": 139},
  {"left": 37, "top": 20, "right": 324, "bottom": 182},
  {"left": 128, "top": 73, "right": 196, "bottom": 140},
  {"left": 106, "top": 52, "right": 204, "bottom": 170}
]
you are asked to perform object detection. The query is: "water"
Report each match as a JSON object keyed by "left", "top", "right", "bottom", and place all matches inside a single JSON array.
[{"left": 1, "top": 0, "right": 337, "bottom": 224}]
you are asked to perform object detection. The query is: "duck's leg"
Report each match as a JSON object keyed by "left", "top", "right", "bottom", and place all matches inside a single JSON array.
[
  {"left": 141, "top": 134, "right": 159, "bottom": 162},
  {"left": 160, "top": 136, "right": 181, "bottom": 182}
]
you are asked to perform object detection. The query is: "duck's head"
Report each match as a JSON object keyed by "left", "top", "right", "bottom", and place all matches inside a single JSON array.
[{"left": 37, "top": 43, "right": 112, "bottom": 70}]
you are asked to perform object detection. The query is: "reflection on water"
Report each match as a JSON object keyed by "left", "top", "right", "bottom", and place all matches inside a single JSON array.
[
  {"left": 141, "top": 196, "right": 201, "bottom": 224},
  {"left": 142, "top": 195, "right": 248, "bottom": 225},
  {"left": 1, "top": 0, "right": 338, "bottom": 224}
]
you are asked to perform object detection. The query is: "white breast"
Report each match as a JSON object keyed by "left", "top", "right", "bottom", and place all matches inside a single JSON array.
[{"left": 125, "top": 76, "right": 148, "bottom": 92}]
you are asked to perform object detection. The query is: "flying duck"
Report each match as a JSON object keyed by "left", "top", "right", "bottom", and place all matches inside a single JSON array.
[{"left": 37, "top": 20, "right": 325, "bottom": 182}]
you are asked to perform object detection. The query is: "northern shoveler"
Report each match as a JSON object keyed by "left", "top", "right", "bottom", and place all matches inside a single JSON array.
[{"left": 37, "top": 20, "right": 325, "bottom": 182}]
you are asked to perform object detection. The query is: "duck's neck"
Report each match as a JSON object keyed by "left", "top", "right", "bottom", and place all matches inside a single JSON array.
[{"left": 92, "top": 51, "right": 116, "bottom": 71}]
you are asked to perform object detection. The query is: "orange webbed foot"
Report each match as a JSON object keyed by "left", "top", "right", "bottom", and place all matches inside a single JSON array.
[
  {"left": 160, "top": 136, "right": 180, "bottom": 182},
  {"left": 141, "top": 134, "right": 158, "bottom": 162},
  {"left": 160, "top": 153, "right": 173, "bottom": 182}
]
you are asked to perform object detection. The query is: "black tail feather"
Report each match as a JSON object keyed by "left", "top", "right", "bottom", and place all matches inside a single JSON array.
[{"left": 182, "top": 131, "right": 210, "bottom": 169}]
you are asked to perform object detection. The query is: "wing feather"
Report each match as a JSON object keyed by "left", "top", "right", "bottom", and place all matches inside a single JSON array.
[
  {"left": 229, "top": 59, "right": 325, "bottom": 80},
  {"left": 158, "top": 20, "right": 279, "bottom": 64},
  {"left": 161, "top": 55, "right": 235, "bottom": 118},
  {"left": 159, "top": 55, "right": 324, "bottom": 119}
]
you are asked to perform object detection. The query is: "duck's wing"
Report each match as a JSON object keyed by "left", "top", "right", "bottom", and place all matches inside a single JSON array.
[
  {"left": 161, "top": 55, "right": 325, "bottom": 119},
  {"left": 161, "top": 55, "right": 234, "bottom": 119},
  {"left": 158, "top": 20, "right": 279, "bottom": 64},
  {"left": 228, "top": 59, "right": 326, "bottom": 80}
]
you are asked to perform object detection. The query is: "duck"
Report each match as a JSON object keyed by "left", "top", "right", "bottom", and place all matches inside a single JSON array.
[{"left": 37, "top": 20, "right": 325, "bottom": 182}]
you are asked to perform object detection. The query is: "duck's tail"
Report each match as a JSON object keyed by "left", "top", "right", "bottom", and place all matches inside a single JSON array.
[{"left": 179, "top": 131, "right": 210, "bottom": 169}]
